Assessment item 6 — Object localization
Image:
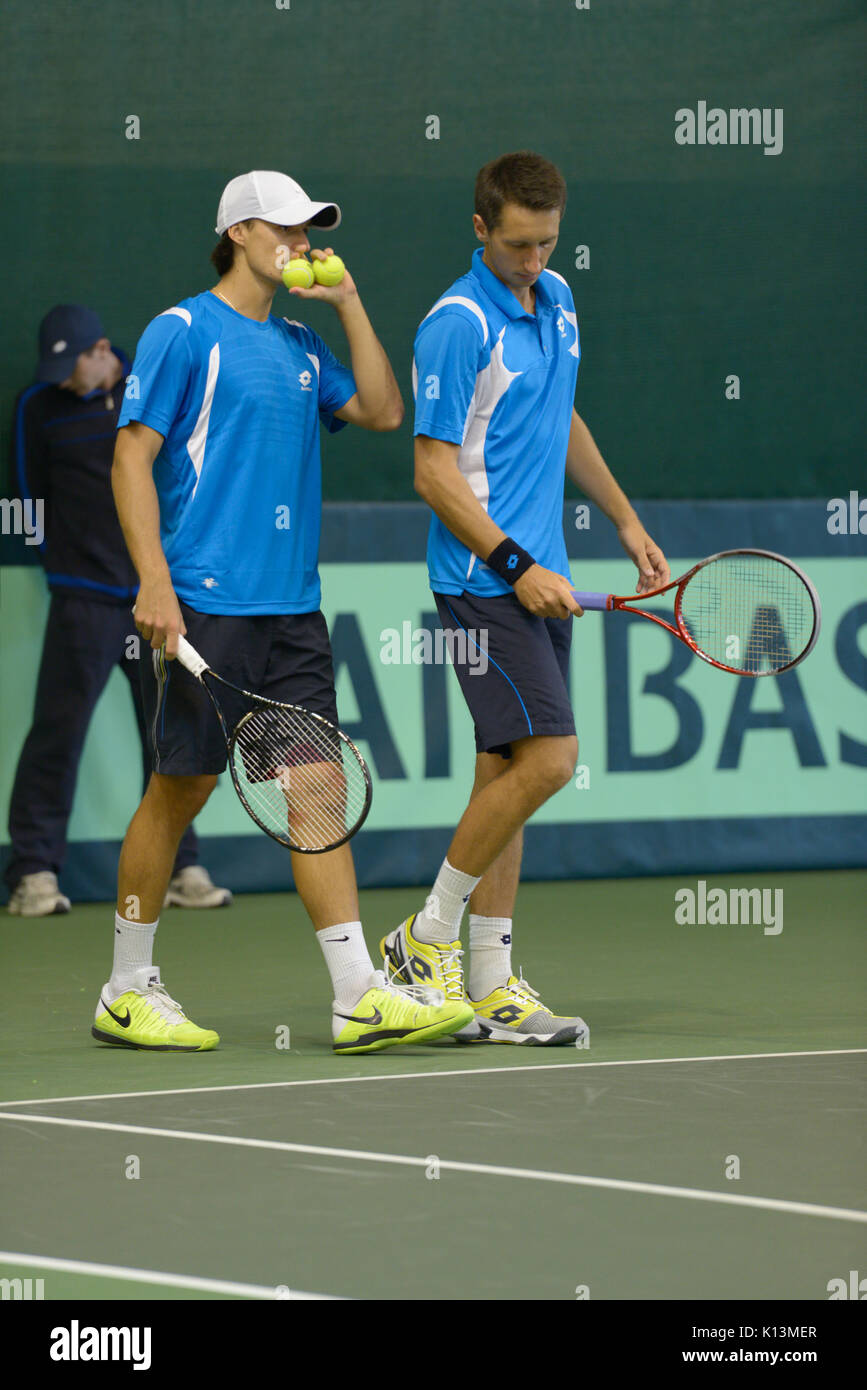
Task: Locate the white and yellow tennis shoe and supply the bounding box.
[92,966,219,1051]
[332,969,473,1054]
[380,913,483,1041]
[465,974,589,1047]
[380,913,466,997]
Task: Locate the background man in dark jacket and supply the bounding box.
[5,305,231,916]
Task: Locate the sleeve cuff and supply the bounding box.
[413,422,465,445]
[118,406,172,436]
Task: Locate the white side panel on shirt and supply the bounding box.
[460,327,522,579]
[187,341,221,498]
[420,295,490,345]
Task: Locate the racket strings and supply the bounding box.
[230,704,367,851]
[678,555,815,673]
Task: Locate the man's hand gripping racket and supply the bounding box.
[572,549,821,676]
[174,635,372,852]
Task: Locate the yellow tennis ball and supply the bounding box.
[312,255,345,286]
[282,258,315,289]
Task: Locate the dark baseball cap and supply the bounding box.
[36,305,106,383]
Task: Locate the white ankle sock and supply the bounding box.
[412,858,482,945]
[318,921,374,1007]
[111,913,158,994]
[468,915,513,1000]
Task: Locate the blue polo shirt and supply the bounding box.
[119,292,356,614]
[413,247,581,597]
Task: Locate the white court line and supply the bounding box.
[0,1251,338,1300]
[1,1047,864,1110]
[1,1111,865,1226]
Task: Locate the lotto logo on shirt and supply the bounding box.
[299,370,312,392]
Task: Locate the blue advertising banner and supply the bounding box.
[1,501,864,899]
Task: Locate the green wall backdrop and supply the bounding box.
[2,3,864,900]
[3,0,865,500]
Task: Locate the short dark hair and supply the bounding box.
[210,221,254,276]
[474,151,567,233]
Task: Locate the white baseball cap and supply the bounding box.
[215,170,341,235]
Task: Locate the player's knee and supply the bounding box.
[149,773,216,824]
[520,736,577,798]
[545,737,578,793]
[176,774,217,819]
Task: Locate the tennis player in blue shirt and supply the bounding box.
[381,151,670,1044]
[95,171,471,1054]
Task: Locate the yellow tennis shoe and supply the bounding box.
[332,969,473,1054]
[380,914,483,1042]
[92,966,219,1051]
[380,913,467,1001]
[466,974,589,1047]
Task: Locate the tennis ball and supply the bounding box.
[282,258,315,289]
[312,255,345,286]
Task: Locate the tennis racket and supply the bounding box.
[174,635,372,852]
[572,548,821,676]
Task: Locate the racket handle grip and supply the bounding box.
[174,634,210,679]
[571,590,611,611]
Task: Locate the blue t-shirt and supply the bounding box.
[413,248,581,597]
[118,292,356,614]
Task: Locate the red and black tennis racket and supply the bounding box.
[572,548,821,676]
[174,635,372,852]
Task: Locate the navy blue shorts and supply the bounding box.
[433,590,576,758]
[141,603,339,776]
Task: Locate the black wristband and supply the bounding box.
[486,537,536,585]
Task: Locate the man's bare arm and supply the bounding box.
[414,435,581,619]
[331,293,404,431]
[565,410,669,593]
[111,421,185,654]
[288,254,403,432]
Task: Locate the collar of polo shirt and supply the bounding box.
[469,247,554,318]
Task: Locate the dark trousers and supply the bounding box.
[5,591,198,891]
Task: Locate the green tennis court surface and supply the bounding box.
[2,870,865,1300]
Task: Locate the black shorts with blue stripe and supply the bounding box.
[433,590,576,758]
[141,601,339,776]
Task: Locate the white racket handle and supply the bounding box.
[174,634,210,680]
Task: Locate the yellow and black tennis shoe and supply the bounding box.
[464,974,589,1047]
[332,969,473,1054]
[380,913,468,999]
[92,966,219,1051]
[381,913,483,1042]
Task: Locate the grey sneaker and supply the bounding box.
[163,865,233,909]
[8,871,71,918]
[458,973,589,1047]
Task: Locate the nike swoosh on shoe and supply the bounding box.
[101,999,132,1028]
[332,1005,384,1026]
